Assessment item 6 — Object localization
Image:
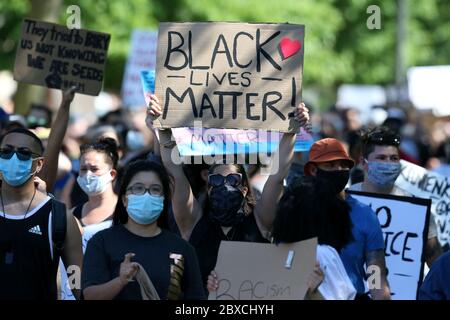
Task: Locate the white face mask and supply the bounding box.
[77,171,113,195]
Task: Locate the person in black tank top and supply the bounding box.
[0,128,83,300]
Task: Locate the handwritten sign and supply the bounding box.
[348,190,431,300]
[140,68,313,156]
[122,30,158,107]
[154,22,305,132]
[396,160,450,247]
[13,18,110,96]
[208,238,316,300]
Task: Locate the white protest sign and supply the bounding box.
[121,30,158,107]
[336,84,387,124]
[209,238,317,300]
[396,160,450,247]
[408,66,450,117]
[348,190,431,300]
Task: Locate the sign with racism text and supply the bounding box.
[396,160,450,248]
[14,18,110,96]
[209,238,317,300]
[347,190,431,300]
[154,22,305,132]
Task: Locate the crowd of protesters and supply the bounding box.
[0,82,449,300]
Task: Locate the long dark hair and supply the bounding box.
[272,176,353,252]
[112,160,172,229]
[205,163,256,216]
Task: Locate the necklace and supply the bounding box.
[0,187,37,220]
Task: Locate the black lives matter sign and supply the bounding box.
[14,18,110,96]
[154,22,305,132]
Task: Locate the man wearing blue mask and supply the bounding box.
[0,128,83,300]
[349,126,442,267]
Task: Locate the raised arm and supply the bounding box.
[146,95,202,240]
[38,86,76,192]
[254,103,309,238]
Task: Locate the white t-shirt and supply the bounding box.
[60,220,113,300]
[316,245,356,300]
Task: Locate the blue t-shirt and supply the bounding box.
[419,251,450,300]
[340,195,385,294]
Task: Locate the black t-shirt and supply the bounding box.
[188,213,269,289]
[0,197,60,300]
[82,225,205,300]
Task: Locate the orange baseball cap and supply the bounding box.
[304,138,354,176]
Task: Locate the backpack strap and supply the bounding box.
[51,197,67,259]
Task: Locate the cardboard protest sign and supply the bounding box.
[13,18,110,96]
[140,68,313,156]
[347,190,431,300]
[122,30,158,107]
[208,238,317,300]
[154,22,305,132]
[396,160,450,248]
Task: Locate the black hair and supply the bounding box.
[361,126,401,159]
[112,160,172,229]
[80,137,119,169]
[28,104,53,121]
[0,127,44,155]
[182,163,210,198]
[272,176,353,252]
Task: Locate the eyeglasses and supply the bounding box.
[126,183,163,196]
[0,147,42,161]
[208,173,243,187]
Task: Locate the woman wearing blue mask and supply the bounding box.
[81,160,205,300]
[60,137,119,300]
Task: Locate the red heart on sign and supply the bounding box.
[279,37,302,60]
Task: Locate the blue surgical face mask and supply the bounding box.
[77,171,113,195]
[0,153,36,187]
[126,194,164,225]
[366,160,402,188]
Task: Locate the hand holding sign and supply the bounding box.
[61,85,78,107]
[290,102,310,131]
[145,94,163,129]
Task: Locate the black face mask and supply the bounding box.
[316,168,350,194]
[209,184,245,227]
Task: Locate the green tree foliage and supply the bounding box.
[1,0,449,102]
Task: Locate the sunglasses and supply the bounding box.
[208,173,243,187]
[0,147,41,161]
[367,132,401,146]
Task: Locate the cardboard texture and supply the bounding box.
[208,238,317,300]
[14,18,110,96]
[155,22,305,132]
